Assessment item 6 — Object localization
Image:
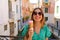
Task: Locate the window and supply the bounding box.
[45,8,48,13]
[56,21,58,28]
[9,22,14,35]
[4,25,7,31]
[45,3,48,5]
[16,5,18,13]
[55,0,59,2]
[45,0,48,3]
[56,6,59,13]
[45,17,48,21]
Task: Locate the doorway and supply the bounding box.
[9,22,14,36]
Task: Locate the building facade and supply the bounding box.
[54,0,60,38]
[0,0,21,37]
[42,0,55,24]
[22,0,30,17]
[0,0,10,36]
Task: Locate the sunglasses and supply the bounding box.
[33,12,42,15]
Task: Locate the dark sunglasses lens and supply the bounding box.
[38,12,42,15]
[33,12,37,15]
[33,12,42,15]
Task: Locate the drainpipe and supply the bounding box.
[19,0,23,31]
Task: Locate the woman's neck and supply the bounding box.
[34,22,41,34]
[34,22,41,27]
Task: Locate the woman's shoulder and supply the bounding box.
[43,24,48,27]
[21,24,29,37]
[24,23,29,27]
[20,23,29,31]
[43,24,49,29]
[23,23,29,29]
[43,24,51,38]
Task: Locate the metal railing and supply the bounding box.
[0,35,23,40]
[47,24,60,39]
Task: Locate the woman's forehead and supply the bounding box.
[35,9,41,12]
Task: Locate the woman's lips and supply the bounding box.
[35,17,40,19]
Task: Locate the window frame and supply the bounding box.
[44,8,48,13]
[45,17,48,21]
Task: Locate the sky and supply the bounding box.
[29,0,38,3]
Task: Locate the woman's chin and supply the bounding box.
[34,20,40,22]
[34,19,41,21]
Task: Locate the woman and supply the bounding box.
[21,8,51,40]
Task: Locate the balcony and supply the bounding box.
[0,30,60,40]
[47,23,60,39]
[42,2,51,7]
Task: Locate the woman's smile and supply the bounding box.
[35,16,40,19]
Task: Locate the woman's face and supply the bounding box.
[33,9,42,22]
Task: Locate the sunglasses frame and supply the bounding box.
[33,12,42,16]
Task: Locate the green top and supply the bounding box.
[21,24,51,40]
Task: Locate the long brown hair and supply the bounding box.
[24,8,45,40]
[31,8,45,28]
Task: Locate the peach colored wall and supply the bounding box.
[42,0,55,14]
[49,0,55,14]
[22,0,30,17]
